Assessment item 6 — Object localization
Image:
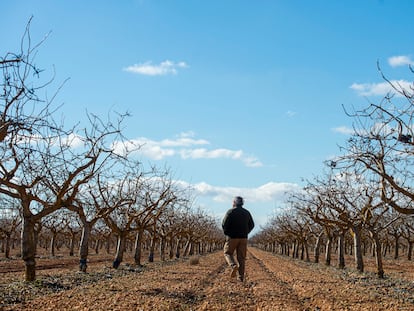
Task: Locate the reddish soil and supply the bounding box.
[1,248,414,310]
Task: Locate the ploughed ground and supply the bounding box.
[1,247,414,310]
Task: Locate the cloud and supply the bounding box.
[286,110,297,117]
[179,148,262,167]
[242,156,263,168]
[388,55,414,67]
[350,80,413,97]
[332,126,354,135]
[63,133,84,148]
[112,132,262,167]
[180,148,241,160]
[123,60,188,76]
[189,181,300,203]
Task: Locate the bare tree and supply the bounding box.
[336,63,414,216]
[296,171,370,271]
[0,19,129,280]
[65,158,139,272]
[63,212,81,256]
[132,169,180,265]
[400,215,414,260]
[0,196,21,258]
[42,210,72,257]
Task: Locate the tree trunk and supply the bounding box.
[69,232,76,256]
[148,223,157,263]
[352,225,364,273]
[394,236,400,259]
[338,232,345,269]
[408,241,413,261]
[188,241,194,256]
[325,236,332,266]
[148,234,156,262]
[160,236,166,261]
[95,239,100,254]
[168,235,175,259]
[175,238,181,259]
[183,239,191,257]
[292,241,298,258]
[106,236,111,254]
[313,234,322,264]
[50,233,56,257]
[113,233,126,269]
[4,233,11,259]
[304,240,310,262]
[372,233,384,278]
[79,222,92,272]
[134,229,144,266]
[383,242,389,257]
[21,216,37,281]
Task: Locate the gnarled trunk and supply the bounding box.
[394,235,400,259]
[175,237,181,259]
[338,232,346,269]
[408,241,413,261]
[352,225,364,273]
[168,234,176,259]
[79,222,92,272]
[50,232,56,256]
[313,233,323,264]
[113,232,127,268]
[325,235,332,266]
[148,228,156,262]
[21,216,37,281]
[134,229,144,266]
[159,235,166,261]
[69,232,76,256]
[369,230,384,278]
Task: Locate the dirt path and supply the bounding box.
[2,248,414,310]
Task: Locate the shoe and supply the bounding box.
[230,264,238,278]
[238,276,244,282]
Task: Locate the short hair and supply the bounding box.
[233,196,244,206]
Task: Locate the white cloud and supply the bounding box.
[286,110,297,117]
[180,148,262,167]
[175,180,301,232]
[113,137,176,160]
[123,60,188,76]
[242,156,263,168]
[180,148,242,160]
[160,137,209,147]
[190,181,300,203]
[112,133,262,167]
[388,55,414,67]
[350,80,413,97]
[63,133,84,148]
[332,126,354,135]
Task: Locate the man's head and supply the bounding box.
[233,196,244,207]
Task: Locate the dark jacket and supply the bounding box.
[222,206,254,239]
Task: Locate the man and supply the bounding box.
[222,196,254,282]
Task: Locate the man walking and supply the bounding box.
[222,196,254,282]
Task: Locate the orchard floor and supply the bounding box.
[1,248,414,310]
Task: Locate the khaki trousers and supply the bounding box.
[223,238,248,280]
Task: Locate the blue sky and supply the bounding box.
[3,0,414,233]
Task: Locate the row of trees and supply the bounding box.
[252,63,414,279]
[252,188,414,279]
[0,19,223,281]
[0,199,223,267]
